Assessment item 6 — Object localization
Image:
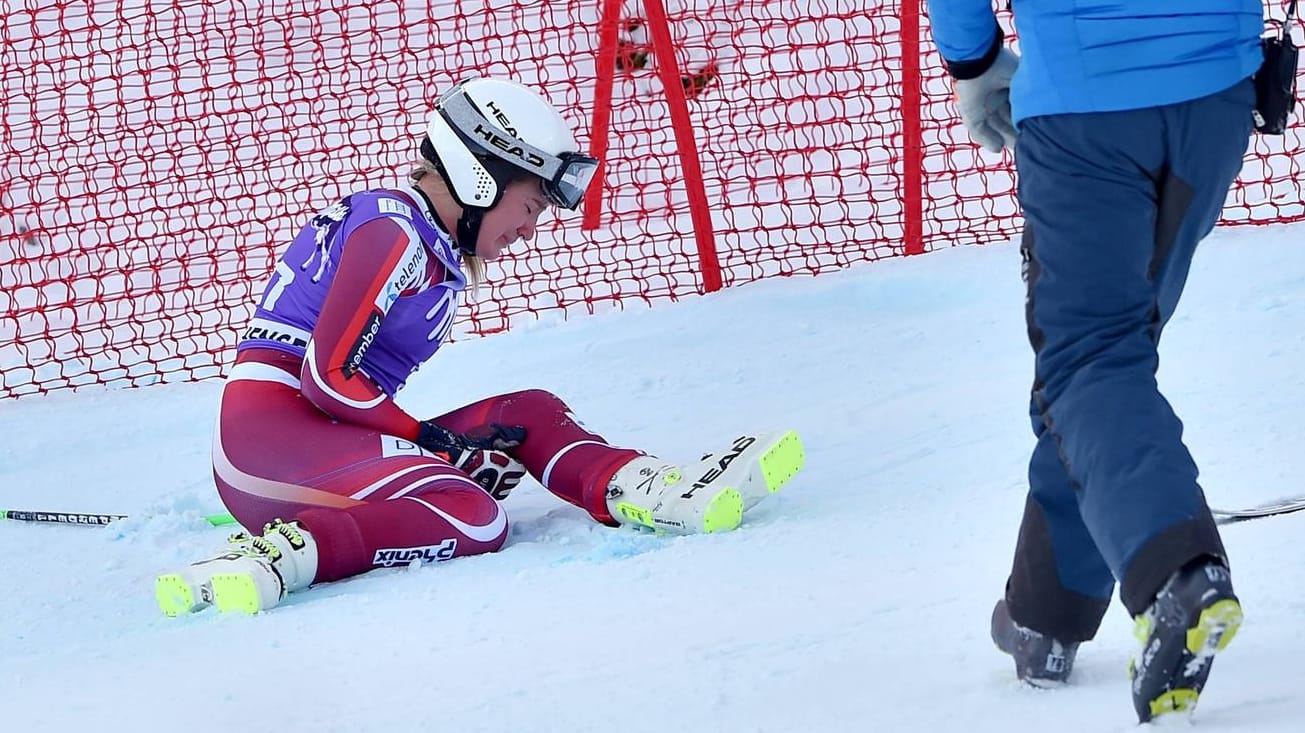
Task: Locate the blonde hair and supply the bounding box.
[407,159,483,287]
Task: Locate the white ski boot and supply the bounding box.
[605,430,805,534]
[155,519,318,616]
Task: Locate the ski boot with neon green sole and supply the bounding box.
[605,430,805,534]
[1129,559,1242,723]
[155,519,318,617]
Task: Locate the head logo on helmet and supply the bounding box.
[421,77,600,255]
[483,100,518,136]
[469,123,548,170]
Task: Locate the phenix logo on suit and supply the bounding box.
[372,539,458,567]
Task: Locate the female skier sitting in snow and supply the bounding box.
[155,77,804,616]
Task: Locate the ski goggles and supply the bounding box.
[438,93,599,210]
[540,151,600,210]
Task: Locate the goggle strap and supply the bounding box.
[440,93,565,181]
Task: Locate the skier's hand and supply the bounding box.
[454,448,527,501]
[415,422,526,462]
[464,423,527,452]
[953,46,1019,154]
[415,422,528,500]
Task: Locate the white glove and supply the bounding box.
[456,448,527,501]
[953,47,1019,154]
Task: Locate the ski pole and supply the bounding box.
[1211,496,1305,524]
[1,509,237,527]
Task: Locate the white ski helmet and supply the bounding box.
[421,77,599,254]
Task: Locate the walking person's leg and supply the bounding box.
[1001,79,1254,719]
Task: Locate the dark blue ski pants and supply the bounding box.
[1005,79,1255,640]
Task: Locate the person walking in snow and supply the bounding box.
[155,77,804,617]
[924,0,1262,723]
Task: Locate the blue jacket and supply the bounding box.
[927,0,1264,123]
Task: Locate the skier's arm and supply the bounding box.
[926,0,1003,78]
[299,217,427,440]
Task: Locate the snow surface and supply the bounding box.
[2,224,1303,732]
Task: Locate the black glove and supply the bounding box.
[416,422,528,500]
[415,421,527,463]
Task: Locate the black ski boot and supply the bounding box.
[1129,559,1242,722]
[991,598,1079,687]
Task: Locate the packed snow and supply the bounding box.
[2,223,1303,731]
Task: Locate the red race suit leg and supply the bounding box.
[215,354,640,584]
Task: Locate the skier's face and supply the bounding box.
[476,178,548,261]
